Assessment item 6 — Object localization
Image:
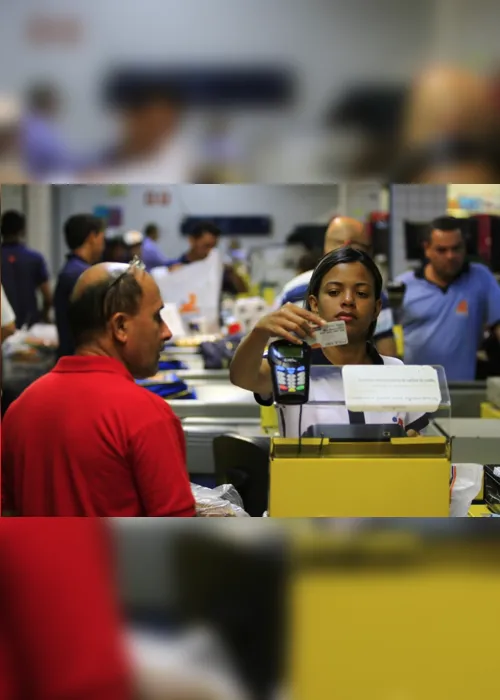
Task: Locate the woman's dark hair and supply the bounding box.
[305,247,383,340]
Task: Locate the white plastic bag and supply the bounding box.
[449,464,483,517]
[191,483,250,517]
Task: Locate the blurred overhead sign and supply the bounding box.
[144,190,171,206]
[26,15,83,46]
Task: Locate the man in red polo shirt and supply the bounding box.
[1,260,196,517]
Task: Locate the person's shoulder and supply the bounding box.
[395,269,416,283]
[469,262,496,280]
[26,247,46,263]
[116,380,179,422]
[282,269,313,294]
[280,270,313,305]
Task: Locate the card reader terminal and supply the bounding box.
[267,339,312,405]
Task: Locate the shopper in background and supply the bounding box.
[176,221,248,295]
[397,216,500,381]
[122,229,144,261]
[141,222,176,271]
[1,210,52,328]
[276,216,397,357]
[54,214,105,357]
[1,284,16,343]
[2,260,195,518]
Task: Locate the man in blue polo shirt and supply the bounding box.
[54,214,105,357]
[397,215,500,381]
[1,211,52,328]
[276,216,398,357]
[141,222,175,271]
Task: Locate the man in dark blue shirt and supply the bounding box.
[54,214,105,357]
[1,211,52,328]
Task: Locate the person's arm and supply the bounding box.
[229,303,325,395]
[1,321,16,343]
[223,265,248,295]
[484,270,500,341]
[1,284,16,342]
[375,335,398,357]
[373,297,397,357]
[39,281,53,322]
[35,255,52,322]
[131,409,196,517]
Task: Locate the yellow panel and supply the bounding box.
[480,402,500,418]
[469,504,492,517]
[260,405,278,433]
[289,564,497,699]
[269,455,450,517]
[393,324,404,357]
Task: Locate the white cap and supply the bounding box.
[122,229,143,247]
[0,96,21,127]
[105,227,122,242]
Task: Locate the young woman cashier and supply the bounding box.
[230,247,429,437]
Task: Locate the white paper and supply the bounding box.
[160,303,186,339]
[152,250,223,330]
[342,364,442,412]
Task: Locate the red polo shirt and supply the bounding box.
[0,519,134,700]
[2,356,196,517]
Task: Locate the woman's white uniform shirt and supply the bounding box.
[255,344,429,438]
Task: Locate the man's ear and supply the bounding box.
[308,295,318,313]
[109,313,129,343]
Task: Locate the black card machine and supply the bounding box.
[267,339,312,405]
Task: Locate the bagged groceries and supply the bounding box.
[191,483,250,517]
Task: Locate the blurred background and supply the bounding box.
[3,181,500,292]
[1,518,499,700]
[3,181,500,440]
[1,0,500,182]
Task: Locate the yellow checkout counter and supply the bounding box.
[170,522,500,699]
[262,366,500,518]
[158,344,500,518]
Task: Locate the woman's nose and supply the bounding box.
[341,291,355,305]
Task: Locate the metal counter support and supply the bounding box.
[432,418,500,464]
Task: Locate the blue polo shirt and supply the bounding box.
[397,263,500,381]
[54,254,90,357]
[141,236,175,271]
[277,269,395,341]
[1,242,49,328]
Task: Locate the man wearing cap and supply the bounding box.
[276,216,397,356]
[2,261,195,517]
[54,214,105,358]
[104,229,143,264]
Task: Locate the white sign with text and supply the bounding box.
[342,364,442,413]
